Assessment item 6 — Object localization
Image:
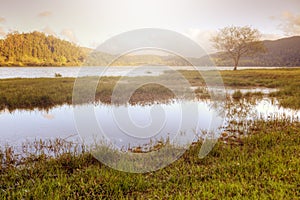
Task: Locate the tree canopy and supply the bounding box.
[0,31,87,66]
[211,26,265,70]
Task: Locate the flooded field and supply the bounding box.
[1,95,299,151]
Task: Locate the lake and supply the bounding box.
[0,66,296,79]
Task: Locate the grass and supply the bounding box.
[0,119,299,199]
[180,68,300,108]
[218,68,300,109]
[0,78,75,110]
[231,90,263,100]
[0,68,299,110]
[232,90,243,100]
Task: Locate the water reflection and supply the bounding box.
[0,98,299,148]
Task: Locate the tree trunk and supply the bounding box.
[233,56,239,70]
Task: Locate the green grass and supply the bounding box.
[175,68,300,109]
[0,78,75,110]
[0,68,300,110]
[219,68,300,109]
[1,119,299,199]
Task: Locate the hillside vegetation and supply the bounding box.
[0,32,88,66]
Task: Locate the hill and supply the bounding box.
[86,36,300,67]
[84,52,191,66]
[0,31,88,66]
[201,36,300,67]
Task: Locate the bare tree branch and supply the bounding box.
[211,26,265,70]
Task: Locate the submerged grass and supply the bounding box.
[0,119,299,199]
[220,68,300,109]
[0,68,299,110]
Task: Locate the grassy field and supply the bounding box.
[0,68,299,110]
[0,119,299,199]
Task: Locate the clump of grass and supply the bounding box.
[232,90,243,100]
[231,91,263,101]
[194,87,210,99]
[244,91,263,98]
[54,73,62,78]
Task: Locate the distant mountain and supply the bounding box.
[84,52,191,66]
[199,36,300,67]
[254,36,300,66]
[0,31,88,66]
[85,36,300,67]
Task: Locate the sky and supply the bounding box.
[0,0,299,53]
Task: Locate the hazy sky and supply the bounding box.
[0,0,299,52]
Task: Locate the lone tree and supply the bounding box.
[211,26,265,70]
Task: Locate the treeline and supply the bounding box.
[0,31,88,66]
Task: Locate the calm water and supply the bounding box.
[0,101,216,147]
[0,97,299,148]
[0,66,295,79]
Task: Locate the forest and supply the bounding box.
[0,31,88,66]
